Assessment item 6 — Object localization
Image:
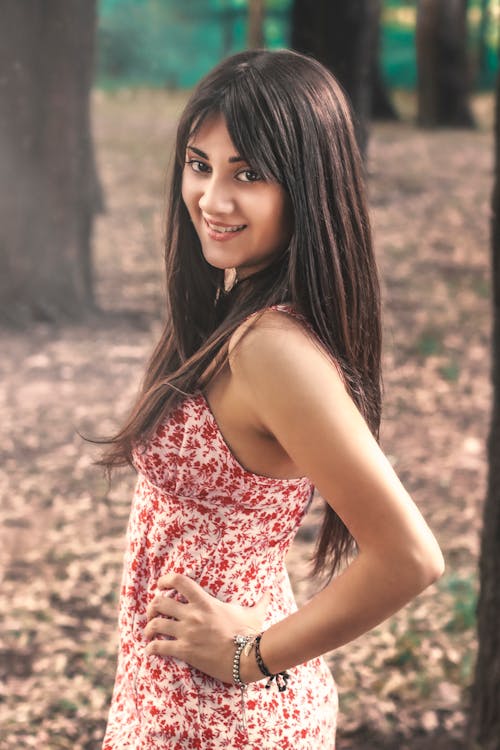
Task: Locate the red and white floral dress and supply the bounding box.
[102,309,338,750]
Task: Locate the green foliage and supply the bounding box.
[97,0,499,90]
[439,359,460,382]
[417,329,443,357]
[382,0,499,90]
[386,631,422,668]
[97,0,291,89]
[52,698,78,715]
[458,649,475,682]
[440,574,477,633]
[472,277,490,299]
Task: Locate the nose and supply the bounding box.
[198,175,235,216]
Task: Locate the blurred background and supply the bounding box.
[0,1,498,748]
[95,0,499,89]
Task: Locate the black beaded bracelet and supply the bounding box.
[254,633,290,692]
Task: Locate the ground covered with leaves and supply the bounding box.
[0,90,492,749]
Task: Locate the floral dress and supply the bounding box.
[102,309,338,750]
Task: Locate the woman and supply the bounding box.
[101,49,444,749]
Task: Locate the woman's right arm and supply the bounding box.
[229,310,444,682]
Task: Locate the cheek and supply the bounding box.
[251,191,286,234]
[268,186,291,234]
[268,196,293,245]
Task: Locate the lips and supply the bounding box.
[203,217,247,241]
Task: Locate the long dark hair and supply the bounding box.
[99,49,382,581]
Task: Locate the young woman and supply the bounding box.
[101,49,444,749]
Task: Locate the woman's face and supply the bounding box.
[181,114,292,280]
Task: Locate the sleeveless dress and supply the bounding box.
[102,307,338,750]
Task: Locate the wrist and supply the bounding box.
[238,637,264,684]
[238,631,291,692]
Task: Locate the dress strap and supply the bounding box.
[266,303,315,332]
[267,303,303,319]
[239,303,314,336]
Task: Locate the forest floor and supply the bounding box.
[0,90,493,749]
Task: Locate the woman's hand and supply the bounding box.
[144,572,270,684]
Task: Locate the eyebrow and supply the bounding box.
[186,145,245,164]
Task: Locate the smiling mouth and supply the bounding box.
[204,218,247,235]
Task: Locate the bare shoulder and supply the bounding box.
[228,308,346,406]
[229,307,324,357]
[229,307,294,339]
[229,307,317,366]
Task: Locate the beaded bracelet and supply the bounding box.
[232,630,291,732]
[232,634,253,731]
[254,633,290,692]
[232,634,251,690]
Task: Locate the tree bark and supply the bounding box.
[0,0,102,324]
[371,17,399,121]
[416,0,475,128]
[476,0,490,83]
[248,0,265,49]
[467,62,500,750]
[291,0,383,158]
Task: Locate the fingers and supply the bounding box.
[157,572,208,603]
[145,637,178,658]
[146,593,185,621]
[144,614,180,641]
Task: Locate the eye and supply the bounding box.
[236,169,261,183]
[185,159,211,174]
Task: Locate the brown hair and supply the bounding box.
[98,49,382,581]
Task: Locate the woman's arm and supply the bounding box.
[229,310,444,682]
[145,310,444,684]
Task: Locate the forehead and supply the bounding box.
[187,113,238,155]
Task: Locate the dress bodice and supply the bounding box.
[129,392,314,606]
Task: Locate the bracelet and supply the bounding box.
[254,633,290,692]
[232,634,251,690]
[232,634,253,731]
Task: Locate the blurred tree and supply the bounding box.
[467,44,500,750]
[371,14,399,122]
[0,0,102,324]
[248,0,265,48]
[416,0,475,127]
[290,0,390,157]
[476,0,490,82]
[220,1,236,56]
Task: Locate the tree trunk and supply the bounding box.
[416,0,475,128]
[0,0,102,325]
[248,0,265,49]
[467,63,500,750]
[371,18,399,121]
[475,0,490,85]
[291,0,383,158]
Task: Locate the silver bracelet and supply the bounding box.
[232,634,252,689]
[232,634,254,730]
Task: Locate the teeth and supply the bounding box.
[208,222,245,233]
